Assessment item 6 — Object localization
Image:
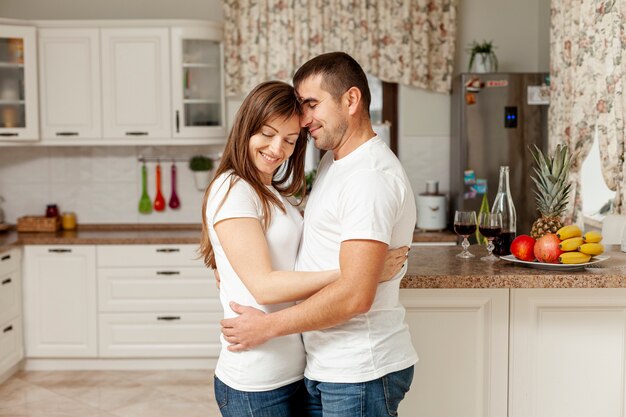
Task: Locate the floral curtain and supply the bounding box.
[223,0,456,95]
[550,0,625,223]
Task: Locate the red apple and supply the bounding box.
[511,235,536,261]
[534,233,563,263]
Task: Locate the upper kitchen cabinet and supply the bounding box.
[0,25,38,141]
[38,28,101,139]
[101,28,171,139]
[170,25,225,139]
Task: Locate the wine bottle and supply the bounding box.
[491,166,517,255]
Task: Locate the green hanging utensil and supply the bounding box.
[138,163,152,214]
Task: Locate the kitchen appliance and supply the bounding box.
[417,180,447,231]
[450,73,550,236]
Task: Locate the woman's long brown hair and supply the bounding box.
[199,81,308,269]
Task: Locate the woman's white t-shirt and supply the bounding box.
[206,172,305,392]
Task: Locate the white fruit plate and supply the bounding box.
[499,254,610,271]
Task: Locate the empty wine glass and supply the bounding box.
[454,211,477,258]
[478,212,502,261]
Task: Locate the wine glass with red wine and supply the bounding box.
[478,212,502,261]
[454,211,477,258]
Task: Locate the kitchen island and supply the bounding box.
[399,245,626,417]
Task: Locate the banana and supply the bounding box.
[578,243,604,256]
[556,225,582,240]
[583,231,603,243]
[559,237,584,251]
[559,252,591,264]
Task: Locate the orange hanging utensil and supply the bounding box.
[153,161,166,212]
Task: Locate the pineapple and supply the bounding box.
[529,144,572,239]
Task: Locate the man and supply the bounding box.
[221,52,417,416]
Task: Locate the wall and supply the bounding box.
[0,145,223,224]
[0,0,550,223]
[0,0,223,20]
[399,0,550,199]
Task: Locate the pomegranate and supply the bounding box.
[511,235,536,261]
[533,233,563,263]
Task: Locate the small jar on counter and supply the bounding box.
[45,204,59,218]
[61,212,77,230]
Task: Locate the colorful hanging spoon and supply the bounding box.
[153,161,166,212]
[169,161,180,209]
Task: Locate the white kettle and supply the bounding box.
[416,181,447,231]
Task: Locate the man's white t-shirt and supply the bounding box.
[207,172,306,391]
[297,136,418,383]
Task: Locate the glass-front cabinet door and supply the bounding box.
[0,25,38,141]
[171,25,225,140]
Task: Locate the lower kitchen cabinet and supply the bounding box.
[22,245,97,357]
[0,248,23,379]
[99,312,222,357]
[399,289,509,417]
[96,244,219,358]
[509,288,626,417]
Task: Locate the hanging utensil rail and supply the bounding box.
[138,154,222,163]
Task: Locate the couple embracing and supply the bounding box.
[200,52,417,417]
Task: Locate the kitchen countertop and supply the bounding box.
[6,226,623,289]
[0,224,457,253]
[402,245,626,289]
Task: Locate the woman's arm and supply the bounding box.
[215,217,339,305]
[215,217,408,305]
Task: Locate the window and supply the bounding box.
[581,129,616,222]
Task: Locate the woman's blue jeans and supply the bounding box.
[214,376,306,417]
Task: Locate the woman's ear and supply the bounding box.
[344,87,362,116]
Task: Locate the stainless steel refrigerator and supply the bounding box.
[450,72,550,236]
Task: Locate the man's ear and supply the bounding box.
[344,87,362,116]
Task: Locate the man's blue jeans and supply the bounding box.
[214,376,306,417]
[303,366,415,417]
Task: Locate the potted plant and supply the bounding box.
[189,155,214,191]
[467,40,498,73]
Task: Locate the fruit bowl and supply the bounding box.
[500,254,610,271]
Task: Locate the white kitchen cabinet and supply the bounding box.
[0,25,38,141]
[170,25,225,139]
[509,288,626,417]
[22,245,97,357]
[0,248,23,379]
[101,28,171,139]
[399,289,509,417]
[38,28,101,139]
[96,244,219,358]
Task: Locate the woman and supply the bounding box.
[200,81,406,417]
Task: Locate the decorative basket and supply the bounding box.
[16,216,61,232]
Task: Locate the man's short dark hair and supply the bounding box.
[293,52,371,117]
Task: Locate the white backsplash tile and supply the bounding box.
[0,145,222,224]
[0,139,446,225]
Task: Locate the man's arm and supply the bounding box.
[221,239,387,351]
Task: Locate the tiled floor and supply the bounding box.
[0,370,221,417]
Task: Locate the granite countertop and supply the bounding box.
[402,245,626,289]
[0,224,202,253]
[0,224,456,253]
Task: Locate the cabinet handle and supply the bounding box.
[157,316,181,321]
[0,133,18,137]
[1,254,10,261]
[48,248,72,253]
[1,278,11,285]
[156,248,180,253]
[156,271,180,276]
[56,131,79,136]
[3,325,12,333]
[176,110,180,133]
[126,131,149,136]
